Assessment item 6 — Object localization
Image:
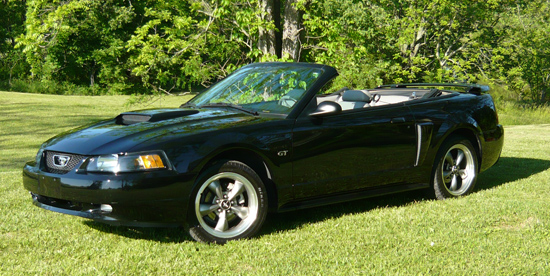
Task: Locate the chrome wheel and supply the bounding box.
[432,137,478,200]
[194,172,259,239]
[441,144,475,195]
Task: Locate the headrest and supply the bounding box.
[342,90,371,103]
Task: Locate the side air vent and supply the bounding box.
[116,110,199,125]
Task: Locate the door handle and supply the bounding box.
[391,117,406,123]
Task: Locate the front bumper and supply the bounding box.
[23,161,195,227]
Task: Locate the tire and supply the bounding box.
[188,160,268,244]
[432,136,478,200]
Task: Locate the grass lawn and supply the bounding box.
[1,91,549,274]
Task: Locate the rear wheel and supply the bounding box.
[189,161,267,244]
[432,137,478,199]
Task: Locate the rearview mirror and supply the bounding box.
[310,101,342,117]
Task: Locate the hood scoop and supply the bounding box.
[116,109,199,125]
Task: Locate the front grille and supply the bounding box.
[45,151,86,174]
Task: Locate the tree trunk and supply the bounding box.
[90,68,95,87]
[258,0,278,57]
[281,0,302,61]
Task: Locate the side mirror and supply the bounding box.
[310,101,342,117]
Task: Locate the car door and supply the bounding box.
[290,104,417,199]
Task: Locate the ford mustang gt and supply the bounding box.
[23,62,504,243]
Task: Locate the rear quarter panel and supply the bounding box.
[406,93,503,180]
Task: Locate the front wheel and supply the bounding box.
[188,161,267,244]
[432,137,478,200]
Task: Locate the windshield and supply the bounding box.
[187,64,323,115]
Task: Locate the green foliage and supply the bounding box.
[491,1,550,102]
[497,101,550,125]
[5,79,106,95]
[126,0,249,94]
[301,0,522,88]
[18,0,145,93]
[0,0,548,102]
[300,0,393,88]
[0,0,29,83]
[386,0,513,82]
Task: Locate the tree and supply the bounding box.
[491,1,550,101]
[19,0,142,93]
[0,0,28,84]
[281,0,301,60]
[300,0,524,88]
[300,0,396,88]
[127,0,275,94]
[8,0,549,103]
[374,0,517,83]
[258,0,280,57]
[255,0,305,61]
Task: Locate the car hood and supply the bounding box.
[42,108,265,155]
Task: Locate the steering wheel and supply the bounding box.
[372,93,381,103]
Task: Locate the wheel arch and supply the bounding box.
[430,129,480,199]
[195,148,279,212]
[438,127,482,170]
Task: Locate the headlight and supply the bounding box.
[86,151,169,173]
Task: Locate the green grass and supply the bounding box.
[1,91,550,274]
[496,100,550,125]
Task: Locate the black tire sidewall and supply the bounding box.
[188,160,268,244]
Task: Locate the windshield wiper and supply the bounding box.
[200,103,259,116]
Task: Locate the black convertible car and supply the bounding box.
[23,62,504,243]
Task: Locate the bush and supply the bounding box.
[3,79,104,95]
